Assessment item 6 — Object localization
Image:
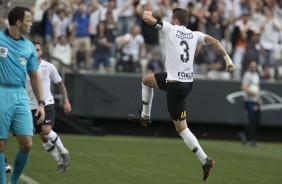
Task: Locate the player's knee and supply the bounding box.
[41,125,52,136]
[142,74,153,87]
[0,139,6,153]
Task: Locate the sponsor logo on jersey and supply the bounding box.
[0,47,8,57]
[20,57,27,66]
[178,71,194,80]
[176,30,193,40]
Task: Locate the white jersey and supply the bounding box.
[242,71,260,102]
[160,21,206,82]
[26,60,62,110]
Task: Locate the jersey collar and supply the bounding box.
[5,29,24,40]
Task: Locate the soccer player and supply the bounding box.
[128,8,235,181]
[0,6,45,184]
[238,61,262,147]
[26,41,71,172]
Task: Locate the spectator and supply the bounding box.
[241,28,261,76]
[92,23,112,73]
[231,11,255,80]
[117,24,146,73]
[52,8,73,43]
[50,35,72,68]
[88,0,106,45]
[76,40,88,69]
[29,0,48,41]
[116,0,135,35]
[259,7,281,69]
[72,3,91,66]
[146,48,164,74]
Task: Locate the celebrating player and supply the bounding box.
[128,8,235,181]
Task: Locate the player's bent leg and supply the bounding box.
[40,126,64,172]
[9,136,32,184]
[128,74,158,127]
[142,73,159,88]
[45,129,70,171]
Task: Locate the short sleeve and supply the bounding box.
[50,63,62,83]
[160,21,174,35]
[26,45,38,71]
[194,31,206,45]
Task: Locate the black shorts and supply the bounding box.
[154,72,193,121]
[32,104,55,134]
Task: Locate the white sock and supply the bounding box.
[47,130,68,154]
[141,83,154,118]
[179,128,207,165]
[42,141,63,165]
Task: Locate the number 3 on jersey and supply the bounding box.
[180,40,189,63]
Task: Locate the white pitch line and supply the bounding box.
[20,173,40,184]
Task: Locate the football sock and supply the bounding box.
[9,150,30,184]
[180,128,207,165]
[0,153,5,184]
[47,130,67,154]
[42,141,63,165]
[141,83,154,118]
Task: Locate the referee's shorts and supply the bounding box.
[0,85,33,139]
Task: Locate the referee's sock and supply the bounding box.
[9,150,30,184]
[180,128,207,165]
[0,153,5,184]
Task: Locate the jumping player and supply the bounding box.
[128,8,235,181]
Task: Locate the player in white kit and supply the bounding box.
[26,41,71,172]
[128,8,235,181]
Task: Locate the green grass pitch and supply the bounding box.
[5,134,282,184]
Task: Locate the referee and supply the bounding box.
[0,6,45,184]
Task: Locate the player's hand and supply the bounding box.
[63,101,72,114]
[226,64,235,72]
[35,104,45,125]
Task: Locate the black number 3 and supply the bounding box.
[180,40,189,63]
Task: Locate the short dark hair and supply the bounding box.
[8,6,30,26]
[172,8,188,27]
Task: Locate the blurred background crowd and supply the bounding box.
[1,0,282,81]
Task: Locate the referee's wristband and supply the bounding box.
[38,100,45,106]
[223,55,233,65]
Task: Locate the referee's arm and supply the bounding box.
[28,70,45,124]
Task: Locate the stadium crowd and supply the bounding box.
[2,0,282,80]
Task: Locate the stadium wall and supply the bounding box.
[65,73,282,127]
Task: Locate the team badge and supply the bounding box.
[0,47,8,57]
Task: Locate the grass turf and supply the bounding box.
[5,134,282,184]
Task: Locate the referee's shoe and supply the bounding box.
[5,163,12,173]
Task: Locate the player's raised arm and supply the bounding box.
[142,10,157,27]
[204,35,235,72]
